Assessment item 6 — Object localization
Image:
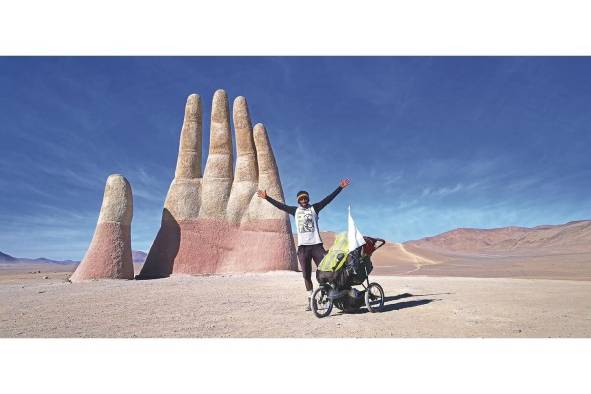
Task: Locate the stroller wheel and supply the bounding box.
[311,286,333,318]
[365,283,384,313]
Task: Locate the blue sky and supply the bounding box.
[1,57,590,260]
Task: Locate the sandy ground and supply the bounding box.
[1,270,590,338]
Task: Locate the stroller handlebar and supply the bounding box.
[373,238,385,250]
[363,236,386,253]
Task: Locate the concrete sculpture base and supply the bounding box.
[139,218,295,278]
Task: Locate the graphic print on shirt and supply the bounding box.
[297,209,315,233]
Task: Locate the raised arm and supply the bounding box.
[257,189,297,216]
[312,178,351,213]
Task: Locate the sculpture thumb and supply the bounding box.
[70,174,134,282]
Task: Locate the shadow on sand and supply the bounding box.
[380,298,440,312]
[335,292,451,315]
[383,292,453,303]
[136,209,180,280]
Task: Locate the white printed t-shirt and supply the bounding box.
[295,206,322,246]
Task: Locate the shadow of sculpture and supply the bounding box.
[136,209,180,279]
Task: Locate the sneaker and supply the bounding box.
[306,298,312,311]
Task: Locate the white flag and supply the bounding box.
[348,205,366,251]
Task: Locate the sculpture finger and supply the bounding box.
[174,94,202,179]
[140,95,203,279]
[241,123,286,223]
[254,123,284,202]
[226,96,258,223]
[163,94,203,222]
[199,89,234,219]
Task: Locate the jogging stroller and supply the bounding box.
[312,232,385,318]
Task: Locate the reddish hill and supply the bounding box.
[306,221,591,280]
[406,220,591,256]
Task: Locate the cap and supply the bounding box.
[296,191,309,200]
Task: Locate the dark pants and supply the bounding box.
[297,243,327,291]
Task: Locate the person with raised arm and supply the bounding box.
[257,178,351,310]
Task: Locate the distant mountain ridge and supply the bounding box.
[296,219,591,254]
[0,250,79,265]
[0,251,17,262]
[305,219,591,281]
[406,219,591,255]
[132,250,147,263]
[0,251,148,265]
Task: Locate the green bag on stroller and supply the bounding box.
[318,232,348,272]
[316,231,384,289]
[316,232,349,284]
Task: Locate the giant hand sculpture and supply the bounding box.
[138,90,298,278]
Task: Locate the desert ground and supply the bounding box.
[1,267,590,338]
[2,221,590,337]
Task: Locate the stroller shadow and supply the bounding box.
[380,298,441,312]
[384,292,414,302]
[383,292,453,303]
[336,292,449,315]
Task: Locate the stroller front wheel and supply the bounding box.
[311,286,333,318]
[365,282,384,313]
